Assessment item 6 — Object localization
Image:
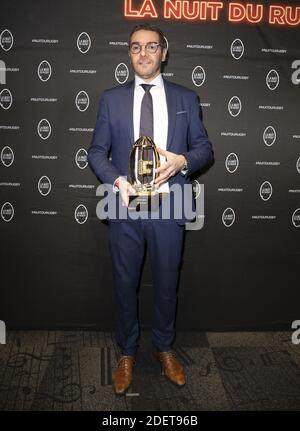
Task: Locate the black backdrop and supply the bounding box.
[0,0,299,330]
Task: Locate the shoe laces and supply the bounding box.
[118,355,135,371]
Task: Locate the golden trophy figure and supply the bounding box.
[128,136,161,211]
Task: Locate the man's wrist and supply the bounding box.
[116,176,127,187]
[179,155,188,171]
[182,156,188,170]
[179,154,188,176]
[113,176,126,192]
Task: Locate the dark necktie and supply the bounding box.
[139,84,154,138]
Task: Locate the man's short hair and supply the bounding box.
[128,23,167,49]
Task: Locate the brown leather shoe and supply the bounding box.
[112,355,135,395]
[155,351,186,387]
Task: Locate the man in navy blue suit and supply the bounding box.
[88,23,213,395]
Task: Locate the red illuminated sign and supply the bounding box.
[123,0,300,26]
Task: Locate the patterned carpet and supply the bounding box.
[0,331,299,411]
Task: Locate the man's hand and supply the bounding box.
[154,147,186,188]
[116,177,136,207]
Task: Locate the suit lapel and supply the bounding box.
[164,79,177,151]
[122,80,135,146]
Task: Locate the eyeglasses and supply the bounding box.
[129,42,163,54]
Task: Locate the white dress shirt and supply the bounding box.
[133,73,169,193]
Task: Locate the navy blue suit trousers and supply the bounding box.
[108,218,185,356]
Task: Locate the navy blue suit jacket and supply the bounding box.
[87,78,213,224]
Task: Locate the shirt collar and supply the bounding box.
[134,73,164,89]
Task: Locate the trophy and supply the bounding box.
[128,136,161,210]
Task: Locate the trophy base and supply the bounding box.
[128,193,161,212]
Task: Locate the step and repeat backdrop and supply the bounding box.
[0,0,299,330]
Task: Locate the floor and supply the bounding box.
[0,330,299,411]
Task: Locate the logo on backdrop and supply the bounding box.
[0,88,13,110]
[192,65,206,87]
[75,148,88,169]
[115,63,129,84]
[263,126,276,147]
[292,209,300,228]
[228,96,241,117]
[259,181,272,201]
[1,202,14,222]
[266,69,279,90]
[74,204,88,224]
[38,60,52,82]
[0,29,13,51]
[164,36,169,51]
[225,152,239,173]
[75,91,89,112]
[222,207,235,227]
[77,32,91,54]
[38,176,52,196]
[37,119,51,140]
[1,146,14,167]
[230,38,244,60]
[296,157,300,174]
[192,180,201,199]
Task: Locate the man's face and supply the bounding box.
[129,30,167,82]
